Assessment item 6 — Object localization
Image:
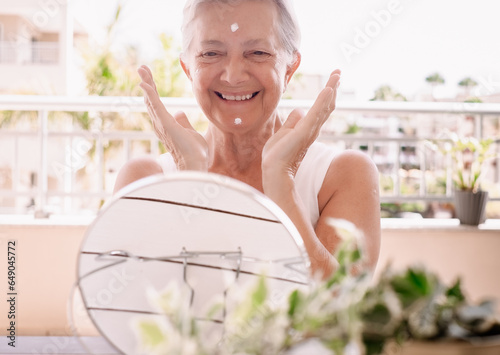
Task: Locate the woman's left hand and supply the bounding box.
[262,69,341,186]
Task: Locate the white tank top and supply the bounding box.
[157,142,338,227]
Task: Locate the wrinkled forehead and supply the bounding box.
[191,1,281,46]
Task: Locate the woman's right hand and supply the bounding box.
[138,65,209,171]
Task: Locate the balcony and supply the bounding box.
[0,41,59,65]
[0,95,499,340]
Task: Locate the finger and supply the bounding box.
[325,69,341,90]
[139,81,176,130]
[173,111,195,131]
[143,65,159,92]
[137,66,151,83]
[307,70,341,125]
[138,65,158,92]
[324,70,341,109]
[139,81,156,108]
[309,86,336,124]
[282,108,305,129]
[138,79,153,106]
[138,71,161,114]
[141,64,154,78]
[140,64,152,76]
[295,86,335,142]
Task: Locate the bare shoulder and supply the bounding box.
[113,155,163,194]
[319,150,379,202]
[330,149,378,178]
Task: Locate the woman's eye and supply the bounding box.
[202,52,218,57]
[247,51,272,61]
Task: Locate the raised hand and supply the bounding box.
[262,70,341,181]
[138,65,209,171]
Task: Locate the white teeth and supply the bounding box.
[221,93,254,101]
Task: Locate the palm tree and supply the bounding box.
[72,1,189,204]
[458,77,478,98]
[425,72,445,100]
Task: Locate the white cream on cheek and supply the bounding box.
[231,23,239,32]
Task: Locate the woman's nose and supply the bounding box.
[220,56,250,85]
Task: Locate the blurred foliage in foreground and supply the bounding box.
[135,219,500,355]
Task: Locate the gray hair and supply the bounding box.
[181,0,301,64]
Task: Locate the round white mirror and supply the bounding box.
[76,172,309,354]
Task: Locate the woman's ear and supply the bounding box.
[180,54,192,81]
[284,51,301,88]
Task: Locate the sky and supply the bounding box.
[72,0,500,101]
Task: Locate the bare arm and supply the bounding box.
[315,150,381,270]
[262,70,342,278]
[262,69,380,278]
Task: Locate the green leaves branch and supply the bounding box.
[136,220,500,355]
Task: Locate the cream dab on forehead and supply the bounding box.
[231,23,239,32]
[234,118,242,125]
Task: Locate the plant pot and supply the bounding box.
[453,189,488,226]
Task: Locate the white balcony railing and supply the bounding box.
[0,95,499,217]
[0,41,59,64]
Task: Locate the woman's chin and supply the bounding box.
[209,114,252,129]
[206,110,277,133]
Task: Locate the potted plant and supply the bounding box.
[430,134,494,225]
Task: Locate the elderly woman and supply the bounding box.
[114,0,380,278]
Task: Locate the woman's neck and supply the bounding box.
[204,114,282,189]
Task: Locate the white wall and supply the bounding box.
[0,220,499,336]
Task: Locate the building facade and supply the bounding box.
[0,0,86,95]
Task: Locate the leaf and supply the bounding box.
[363,303,392,325]
[326,265,347,288]
[251,276,268,308]
[390,268,435,308]
[352,249,362,263]
[445,278,465,304]
[137,321,165,348]
[288,289,302,317]
[408,270,432,294]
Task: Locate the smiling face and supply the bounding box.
[181,0,300,133]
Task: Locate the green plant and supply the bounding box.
[344,123,361,134]
[134,219,500,355]
[428,133,495,193]
[370,84,406,102]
